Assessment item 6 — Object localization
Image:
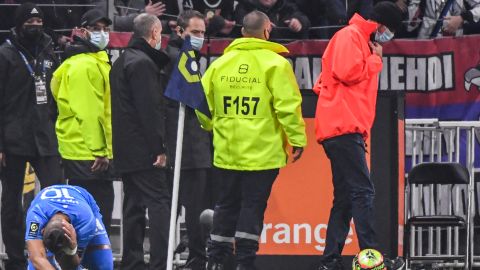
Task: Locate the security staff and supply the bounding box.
[51,9,114,234]
[198,10,307,270]
[0,3,63,269]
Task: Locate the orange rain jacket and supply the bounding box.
[312,13,382,143]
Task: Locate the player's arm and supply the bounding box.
[26,240,56,270]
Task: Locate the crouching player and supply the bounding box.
[25,185,113,270]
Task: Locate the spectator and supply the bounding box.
[199,10,307,270]
[181,0,236,36]
[96,0,179,33]
[25,185,113,270]
[234,0,311,39]
[164,10,213,270]
[36,0,97,48]
[321,0,373,37]
[0,1,19,43]
[110,13,171,270]
[50,9,114,234]
[0,1,98,48]
[312,2,404,270]
[0,3,63,269]
[294,0,327,38]
[408,0,480,38]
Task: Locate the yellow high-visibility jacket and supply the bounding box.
[199,38,307,171]
[51,50,112,160]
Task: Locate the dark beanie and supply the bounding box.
[15,2,44,28]
[370,1,403,32]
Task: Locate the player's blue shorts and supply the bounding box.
[27,218,113,270]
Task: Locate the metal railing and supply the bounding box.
[405,119,480,269]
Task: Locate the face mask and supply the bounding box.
[89,30,109,50]
[375,27,394,43]
[190,35,204,51]
[155,39,162,50]
[22,25,43,41]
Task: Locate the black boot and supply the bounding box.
[206,261,224,270]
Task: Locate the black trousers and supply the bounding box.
[208,168,278,267]
[321,133,378,263]
[177,168,216,268]
[0,154,63,270]
[64,159,115,235]
[121,168,171,270]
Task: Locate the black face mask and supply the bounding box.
[22,25,43,41]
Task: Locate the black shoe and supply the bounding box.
[206,261,224,270]
[384,257,405,270]
[317,258,343,270]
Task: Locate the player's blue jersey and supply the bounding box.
[25,185,105,249]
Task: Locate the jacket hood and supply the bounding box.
[63,35,102,60]
[349,13,378,40]
[224,37,289,54]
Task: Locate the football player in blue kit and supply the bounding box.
[25,185,113,270]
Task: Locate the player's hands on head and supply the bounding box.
[62,220,77,251]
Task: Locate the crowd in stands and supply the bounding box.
[1,0,480,46]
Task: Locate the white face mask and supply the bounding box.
[89,30,109,49]
[190,35,205,51]
[375,27,394,43]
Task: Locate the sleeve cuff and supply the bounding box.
[461,11,474,24]
[154,143,166,156]
[92,149,108,157]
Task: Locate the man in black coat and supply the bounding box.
[0,3,63,269]
[110,13,171,270]
[164,10,214,270]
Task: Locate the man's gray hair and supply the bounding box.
[242,10,269,36]
[133,13,160,39]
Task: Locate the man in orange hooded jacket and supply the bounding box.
[313,2,405,270]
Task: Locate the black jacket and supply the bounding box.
[0,29,59,157]
[110,36,170,173]
[164,36,212,170]
[234,0,311,39]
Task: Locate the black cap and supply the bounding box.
[80,9,112,27]
[15,2,44,28]
[370,1,403,32]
